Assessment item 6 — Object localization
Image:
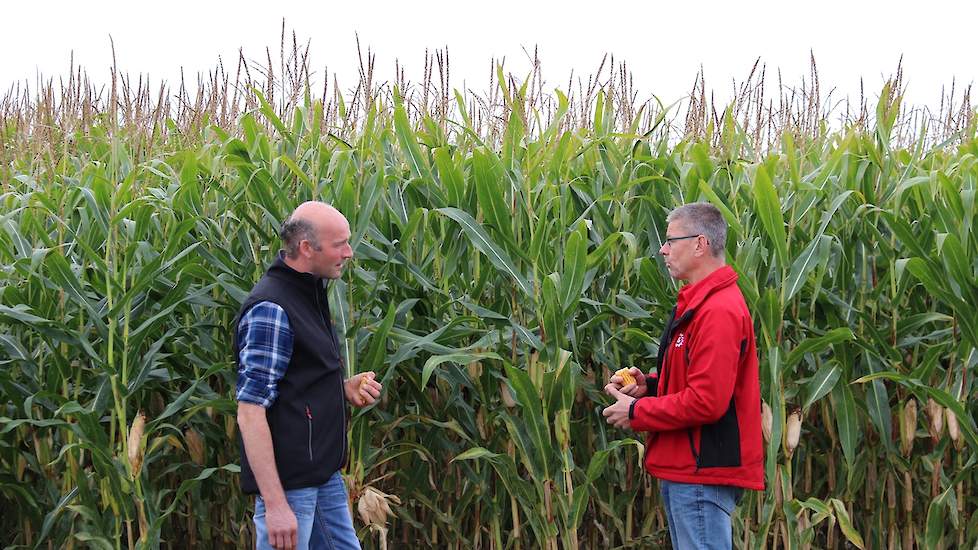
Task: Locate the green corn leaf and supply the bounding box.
[435,207,532,297]
[831,381,861,471]
[784,234,832,302]
[830,498,865,549]
[786,328,854,368]
[752,163,789,268]
[421,352,503,389]
[802,362,841,413]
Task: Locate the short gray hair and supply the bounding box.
[667,202,727,257]
[279,216,321,259]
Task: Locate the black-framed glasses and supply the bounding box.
[662,234,701,246]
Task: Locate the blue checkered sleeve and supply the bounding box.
[235,301,293,407]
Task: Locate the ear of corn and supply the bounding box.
[762,401,774,444]
[900,398,917,457]
[785,409,803,459]
[946,407,963,452]
[614,368,636,388]
[926,398,945,443]
[185,428,206,466]
[127,412,147,479]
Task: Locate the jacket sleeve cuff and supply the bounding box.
[645,375,658,397]
[630,396,659,432]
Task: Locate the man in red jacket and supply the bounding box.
[603,202,763,549]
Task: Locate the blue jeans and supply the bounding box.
[254,471,361,550]
[659,480,742,550]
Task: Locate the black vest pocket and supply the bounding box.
[696,397,741,468]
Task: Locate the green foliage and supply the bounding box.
[1,79,977,550]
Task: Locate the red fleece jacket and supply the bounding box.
[629,265,764,490]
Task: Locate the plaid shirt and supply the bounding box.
[235,301,293,407]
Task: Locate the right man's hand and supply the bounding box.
[609,367,647,398]
[265,501,298,550]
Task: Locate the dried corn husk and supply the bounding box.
[357,486,401,531]
[127,411,147,478]
[946,407,963,451]
[761,401,773,444]
[500,381,517,408]
[900,398,917,457]
[467,361,483,379]
[185,428,205,465]
[358,485,400,550]
[785,409,803,458]
[926,398,944,442]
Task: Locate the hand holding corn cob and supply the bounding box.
[615,368,635,387]
[610,367,646,397]
[346,372,383,407]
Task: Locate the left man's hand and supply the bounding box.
[345,372,383,407]
[602,384,636,429]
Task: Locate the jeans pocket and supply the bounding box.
[284,487,319,519]
[711,485,740,516]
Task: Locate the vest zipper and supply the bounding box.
[339,367,348,468]
[305,404,313,461]
[317,281,348,469]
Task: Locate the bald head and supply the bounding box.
[278,202,353,278]
[292,201,344,225]
[280,202,343,259]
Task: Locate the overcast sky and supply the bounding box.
[4,0,976,114]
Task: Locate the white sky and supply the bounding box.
[3,0,976,114]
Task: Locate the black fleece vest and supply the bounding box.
[235,254,347,494]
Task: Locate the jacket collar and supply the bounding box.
[267,251,326,291]
[675,265,739,317]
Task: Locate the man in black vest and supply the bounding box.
[236,201,382,550]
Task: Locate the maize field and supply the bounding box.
[1,44,977,549]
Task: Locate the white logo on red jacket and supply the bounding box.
[675,333,685,348]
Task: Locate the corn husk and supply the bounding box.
[900,398,917,457]
[467,361,483,379]
[127,411,147,478]
[500,381,517,408]
[185,428,205,465]
[357,486,401,530]
[926,398,944,442]
[761,401,773,444]
[946,407,963,451]
[785,409,803,458]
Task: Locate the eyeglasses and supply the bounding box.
[662,234,701,247]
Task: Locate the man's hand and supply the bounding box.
[345,371,382,407]
[603,384,636,429]
[238,403,295,548]
[264,500,297,549]
[609,367,647,398]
